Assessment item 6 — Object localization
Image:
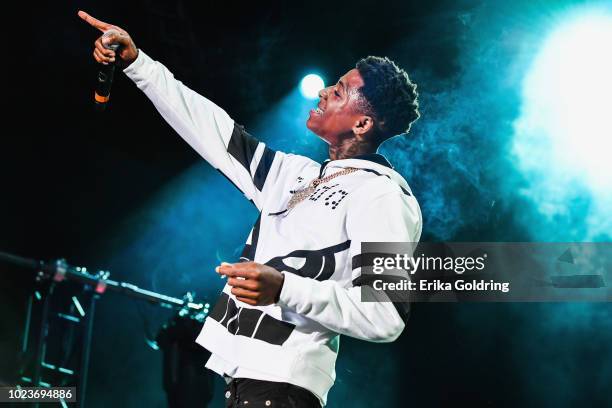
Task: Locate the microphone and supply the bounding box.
[94,30,120,111]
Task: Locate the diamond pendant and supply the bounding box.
[285,167,356,212]
[287,185,316,210]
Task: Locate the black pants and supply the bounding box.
[224,377,321,408]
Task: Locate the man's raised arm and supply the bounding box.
[79,10,300,210]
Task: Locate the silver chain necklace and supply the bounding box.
[286,167,358,211]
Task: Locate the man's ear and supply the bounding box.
[352,115,375,137]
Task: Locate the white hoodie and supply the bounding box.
[123,50,422,406]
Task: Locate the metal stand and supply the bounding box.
[31,282,54,391]
[76,291,98,408]
[1,251,207,408]
[18,264,100,408]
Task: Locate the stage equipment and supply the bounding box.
[0,251,208,408]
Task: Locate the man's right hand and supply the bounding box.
[78,10,139,67]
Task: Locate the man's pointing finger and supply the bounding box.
[77,10,112,32]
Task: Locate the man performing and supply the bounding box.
[80,10,422,408]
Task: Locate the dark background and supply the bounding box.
[2,0,611,407]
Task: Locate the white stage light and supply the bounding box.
[517,11,612,190]
[300,74,325,99]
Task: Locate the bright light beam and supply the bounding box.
[300,74,325,99]
[516,10,612,190]
[513,8,612,240]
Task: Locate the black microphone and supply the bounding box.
[94,31,120,111]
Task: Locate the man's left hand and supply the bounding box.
[216,262,285,306]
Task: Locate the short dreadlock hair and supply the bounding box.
[355,56,420,143]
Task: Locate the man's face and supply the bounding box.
[306,68,368,145]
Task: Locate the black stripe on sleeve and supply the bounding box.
[253,314,295,345]
[209,292,296,345]
[209,292,230,322]
[227,123,260,172]
[219,297,239,327]
[264,240,351,281]
[253,146,276,191]
[234,307,261,337]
